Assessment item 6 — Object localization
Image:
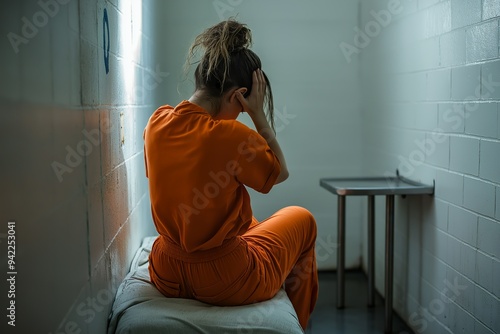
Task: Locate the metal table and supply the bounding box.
[319,173,434,333]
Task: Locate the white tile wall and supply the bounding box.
[498,104,500,139]
[447,204,477,246]
[481,60,500,100]
[450,0,482,29]
[463,176,496,216]
[88,254,112,334]
[422,250,447,290]
[415,103,438,131]
[425,133,450,168]
[479,139,500,183]
[411,72,428,101]
[435,169,463,206]
[440,28,466,66]
[423,1,452,38]
[420,37,441,70]
[80,38,100,106]
[475,250,495,294]
[423,219,447,259]
[465,103,498,138]
[474,285,500,333]
[432,199,449,231]
[427,69,451,100]
[360,0,500,333]
[477,217,500,258]
[88,181,105,270]
[475,320,497,334]
[494,256,500,297]
[448,266,475,314]
[419,0,440,10]
[466,21,499,62]
[438,103,466,133]
[0,0,162,332]
[459,240,477,279]
[496,186,500,220]
[483,0,500,20]
[447,292,476,333]
[451,64,481,100]
[449,135,479,175]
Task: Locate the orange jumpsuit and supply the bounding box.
[144,100,318,329]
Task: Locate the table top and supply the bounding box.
[320,176,434,196]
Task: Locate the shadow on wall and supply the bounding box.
[0,0,161,333]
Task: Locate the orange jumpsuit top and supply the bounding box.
[144,100,281,252]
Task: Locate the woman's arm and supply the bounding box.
[250,113,289,184]
[236,70,289,184]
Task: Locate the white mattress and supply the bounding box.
[107,236,304,334]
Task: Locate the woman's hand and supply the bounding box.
[236,69,289,185]
[235,69,267,121]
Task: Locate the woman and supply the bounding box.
[144,19,318,330]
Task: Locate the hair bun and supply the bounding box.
[187,19,253,86]
[223,20,252,52]
[202,19,252,53]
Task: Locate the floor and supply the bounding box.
[306,270,414,334]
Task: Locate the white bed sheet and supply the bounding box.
[107,236,304,334]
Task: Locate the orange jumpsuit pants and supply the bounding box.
[149,206,319,329]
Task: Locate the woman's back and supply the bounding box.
[144,100,280,252]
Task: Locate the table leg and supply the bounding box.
[385,195,395,333]
[337,195,346,309]
[368,195,375,307]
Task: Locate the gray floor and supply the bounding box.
[306,271,414,334]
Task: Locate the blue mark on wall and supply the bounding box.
[103,8,110,74]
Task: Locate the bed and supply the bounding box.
[107,236,304,334]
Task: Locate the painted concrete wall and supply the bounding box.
[0,0,165,332]
[359,0,499,333]
[155,0,365,271]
